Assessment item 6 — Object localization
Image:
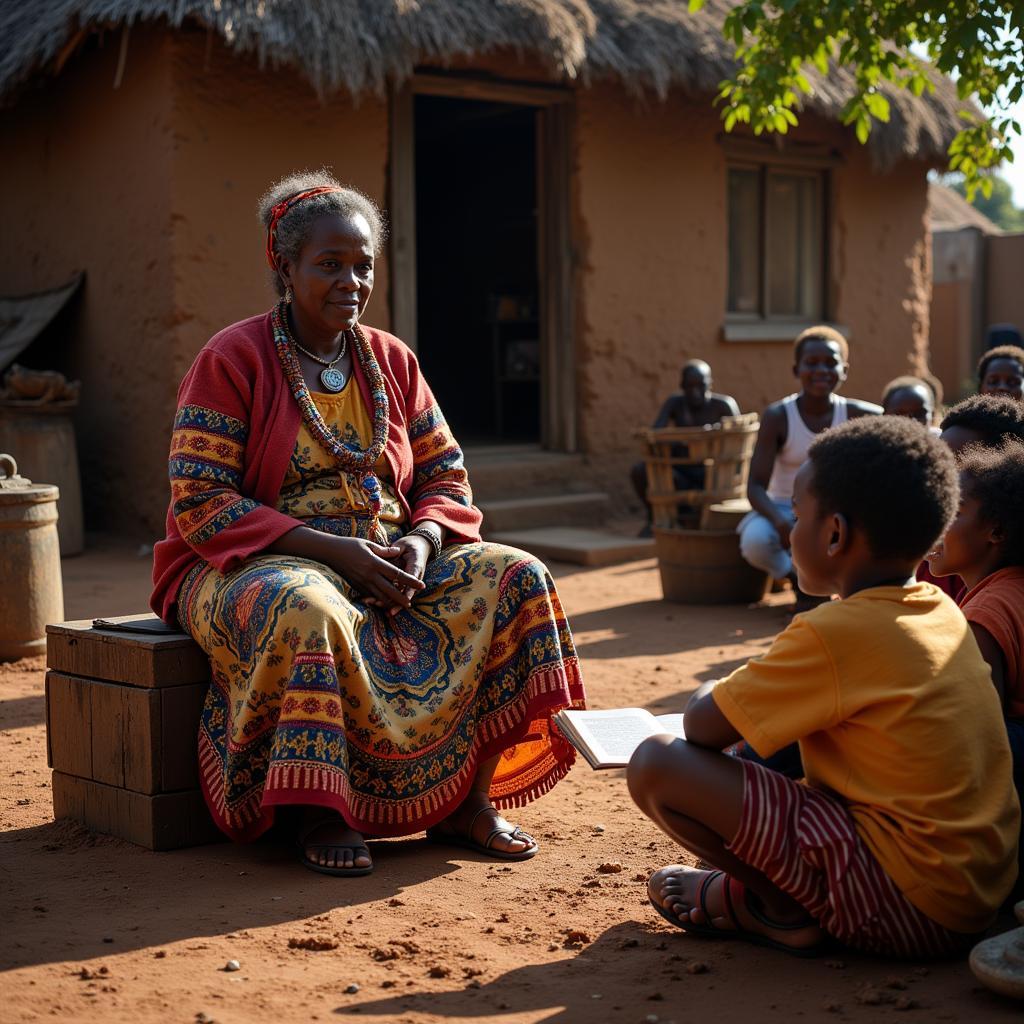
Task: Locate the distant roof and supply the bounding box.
[0,1,971,169]
[928,183,1002,234]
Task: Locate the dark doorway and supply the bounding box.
[414,95,540,444]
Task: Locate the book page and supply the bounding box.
[557,707,683,767]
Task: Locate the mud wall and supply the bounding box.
[0,30,177,537]
[572,83,933,488]
[0,29,390,537]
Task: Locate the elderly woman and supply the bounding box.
[151,170,586,876]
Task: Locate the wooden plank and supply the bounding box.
[44,671,93,779]
[48,672,165,793]
[388,81,418,351]
[411,71,571,107]
[46,618,209,688]
[159,683,206,791]
[51,771,222,851]
[537,100,577,453]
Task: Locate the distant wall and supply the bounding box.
[930,228,986,402]
[0,30,177,534]
[986,233,1024,336]
[572,83,932,498]
[928,229,1024,404]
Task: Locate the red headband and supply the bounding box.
[265,186,344,270]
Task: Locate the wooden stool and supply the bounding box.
[45,614,221,850]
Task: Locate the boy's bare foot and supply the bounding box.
[299,813,373,875]
[648,865,824,954]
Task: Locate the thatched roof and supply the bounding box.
[928,183,1001,234]
[0,0,969,167]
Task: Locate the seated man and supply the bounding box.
[632,360,740,536]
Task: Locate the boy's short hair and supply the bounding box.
[977,344,1024,382]
[807,417,958,561]
[793,325,849,365]
[939,394,1024,445]
[882,374,940,408]
[959,438,1024,566]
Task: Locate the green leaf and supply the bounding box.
[855,114,870,144]
[864,92,891,122]
[688,0,704,11]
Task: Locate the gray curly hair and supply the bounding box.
[258,169,387,296]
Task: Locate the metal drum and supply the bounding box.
[0,453,64,660]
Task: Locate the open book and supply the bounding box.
[553,708,685,770]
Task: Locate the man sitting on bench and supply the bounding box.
[632,360,740,537]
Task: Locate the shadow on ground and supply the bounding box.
[1,819,463,972]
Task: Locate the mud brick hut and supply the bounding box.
[0,2,966,538]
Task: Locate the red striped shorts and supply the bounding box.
[727,759,974,958]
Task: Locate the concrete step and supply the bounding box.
[464,446,589,502]
[480,491,610,532]
[490,526,656,567]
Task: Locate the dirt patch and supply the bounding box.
[1,552,1018,1023]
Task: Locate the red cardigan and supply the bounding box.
[151,312,483,623]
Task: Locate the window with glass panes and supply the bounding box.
[727,166,825,321]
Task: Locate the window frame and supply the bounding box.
[720,139,841,343]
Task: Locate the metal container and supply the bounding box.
[0,402,84,556]
[0,453,64,660]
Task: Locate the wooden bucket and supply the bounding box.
[703,498,753,531]
[0,453,64,660]
[654,526,768,605]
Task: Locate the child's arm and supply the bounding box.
[746,405,790,543]
[684,682,742,750]
[968,621,1008,705]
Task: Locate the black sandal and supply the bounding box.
[296,819,374,877]
[426,804,539,861]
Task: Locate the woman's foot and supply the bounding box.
[428,790,538,860]
[648,865,823,954]
[298,812,373,876]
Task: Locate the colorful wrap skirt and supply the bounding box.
[178,541,585,840]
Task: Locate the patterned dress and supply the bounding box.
[177,383,584,840]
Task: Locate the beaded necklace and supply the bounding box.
[271,300,390,537]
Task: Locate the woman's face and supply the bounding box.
[980,357,1024,401]
[282,212,375,335]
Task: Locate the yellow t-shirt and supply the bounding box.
[712,583,1020,934]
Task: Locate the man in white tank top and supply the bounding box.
[739,326,881,612]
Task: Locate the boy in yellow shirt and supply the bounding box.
[628,417,1019,957]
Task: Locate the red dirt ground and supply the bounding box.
[1,538,1019,1024]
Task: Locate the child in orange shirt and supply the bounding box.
[926,438,1024,885]
[628,417,1019,958]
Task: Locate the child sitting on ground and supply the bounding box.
[978,333,1024,402]
[926,438,1024,884]
[881,374,941,429]
[740,326,879,612]
[628,417,1019,958]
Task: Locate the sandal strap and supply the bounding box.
[484,824,536,851]
[697,869,734,931]
[727,875,815,931]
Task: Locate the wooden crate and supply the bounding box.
[45,615,222,851]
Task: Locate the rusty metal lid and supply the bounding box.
[0,453,59,503]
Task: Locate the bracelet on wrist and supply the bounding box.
[406,526,442,560]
